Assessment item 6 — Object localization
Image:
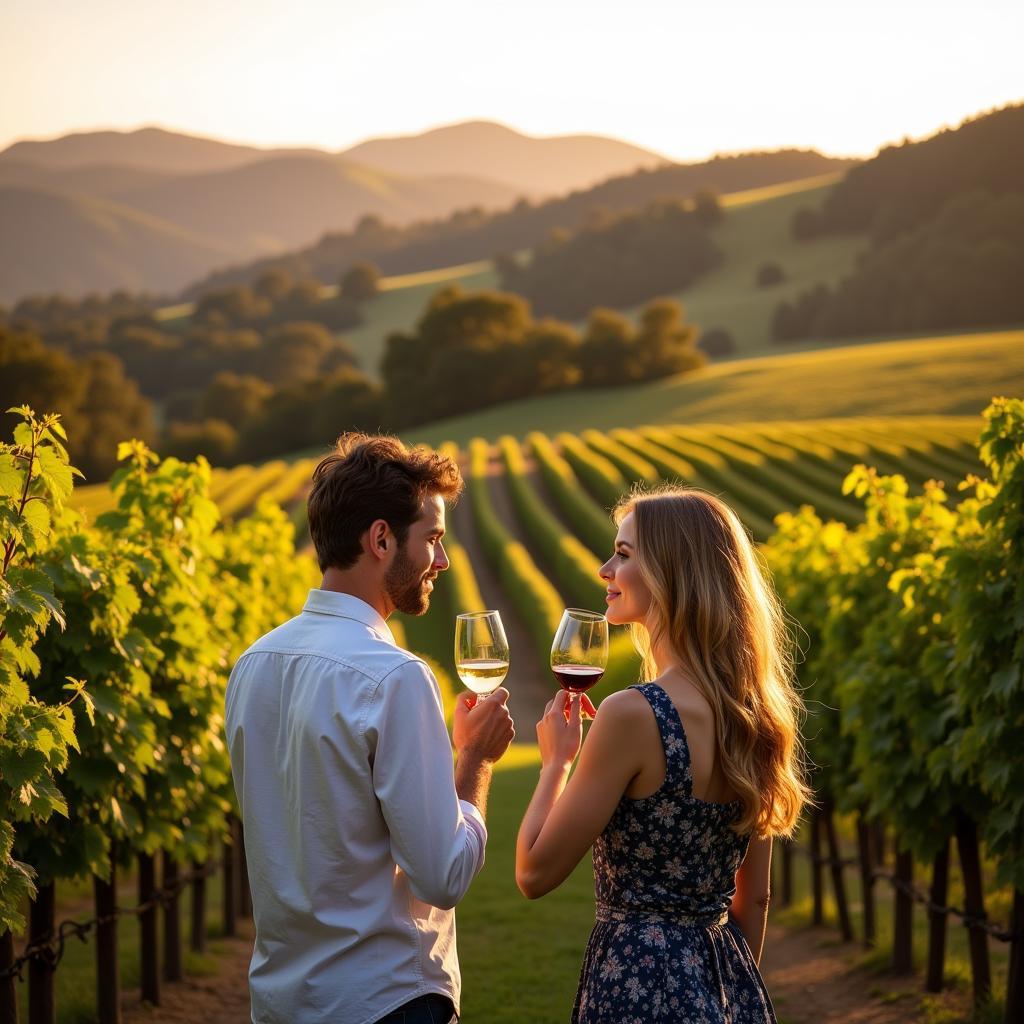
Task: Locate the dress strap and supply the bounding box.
[631,682,693,796]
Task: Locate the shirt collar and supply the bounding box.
[302,589,396,645]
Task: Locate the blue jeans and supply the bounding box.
[375,993,458,1024]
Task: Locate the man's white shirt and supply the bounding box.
[224,589,487,1023]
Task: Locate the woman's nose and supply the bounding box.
[599,558,614,581]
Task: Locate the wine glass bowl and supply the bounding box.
[455,610,510,696]
[550,608,608,694]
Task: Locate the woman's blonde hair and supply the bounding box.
[614,486,809,837]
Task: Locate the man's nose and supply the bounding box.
[434,541,450,571]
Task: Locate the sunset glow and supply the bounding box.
[3,0,1022,159]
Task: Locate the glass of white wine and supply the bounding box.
[455,610,509,696]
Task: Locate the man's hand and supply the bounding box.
[453,687,515,764]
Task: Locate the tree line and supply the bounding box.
[1,266,381,477]
[777,103,1024,342]
[186,150,848,298]
[4,275,705,476]
[381,287,704,428]
[774,190,1024,342]
[496,194,722,320]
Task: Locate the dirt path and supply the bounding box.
[450,444,561,732]
[760,922,970,1024]
[115,918,969,1024]
[121,922,255,1024]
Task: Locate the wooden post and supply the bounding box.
[892,846,914,974]
[1005,888,1023,1024]
[1,930,18,1024]
[223,827,237,939]
[925,840,950,993]
[162,853,182,983]
[872,822,887,867]
[955,814,991,1005]
[95,856,121,1024]
[28,881,55,1024]
[856,816,876,949]
[780,837,793,908]
[191,860,207,953]
[138,852,160,1006]
[237,821,252,920]
[810,808,824,926]
[823,802,853,941]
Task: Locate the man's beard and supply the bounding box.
[385,543,434,616]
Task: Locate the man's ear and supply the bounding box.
[365,519,392,562]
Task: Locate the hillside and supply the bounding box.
[404,329,1024,446]
[186,150,857,295]
[321,177,857,375]
[811,101,1024,236]
[0,186,237,303]
[0,125,318,174]
[108,154,521,255]
[341,119,667,196]
[0,160,177,197]
[630,178,863,352]
[0,158,520,299]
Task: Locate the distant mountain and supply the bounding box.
[0,186,238,303]
[341,120,668,197]
[0,126,316,175]
[106,154,521,254]
[0,160,177,198]
[187,149,857,297]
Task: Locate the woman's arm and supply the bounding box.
[515,688,648,899]
[731,835,773,963]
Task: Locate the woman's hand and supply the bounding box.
[536,690,596,769]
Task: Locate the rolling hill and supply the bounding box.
[106,154,522,255]
[0,158,520,299]
[0,186,237,303]
[185,151,857,297]
[0,125,318,175]
[404,328,1024,447]
[340,119,667,196]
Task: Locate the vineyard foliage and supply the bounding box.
[5,405,1021,938]
[1,409,85,929]
[1,417,317,932]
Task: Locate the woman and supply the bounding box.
[516,487,808,1023]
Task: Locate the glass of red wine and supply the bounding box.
[550,609,608,702]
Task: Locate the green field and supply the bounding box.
[644,178,864,355]
[336,175,863,377]
[344,258,499,374]
[407,329,1024,447]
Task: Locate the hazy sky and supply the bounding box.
[2,0,1022,160]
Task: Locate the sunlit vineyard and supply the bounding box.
[69,415,983,700]
[9,405,1023,1023]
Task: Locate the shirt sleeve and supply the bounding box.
[369,658,487,910]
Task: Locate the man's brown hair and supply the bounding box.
[307,434,463,572]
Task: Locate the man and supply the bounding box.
[225,434,515,1024]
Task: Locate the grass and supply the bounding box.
[623,178,865,356]
[406,328,1024,447]
[456,747,596,1022]
[341,260,498,375]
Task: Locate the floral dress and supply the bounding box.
[572,683,775,1024]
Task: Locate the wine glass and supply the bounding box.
[550,608,608,694]
[455,610,510,696]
